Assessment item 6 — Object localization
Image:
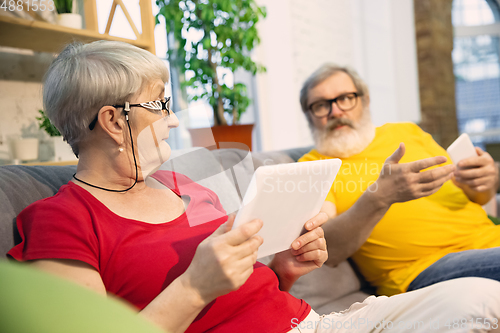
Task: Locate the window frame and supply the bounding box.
[452,0,500,141]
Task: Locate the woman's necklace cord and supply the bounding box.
[73,113,138,193]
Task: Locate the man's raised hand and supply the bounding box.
[371,143,455,207]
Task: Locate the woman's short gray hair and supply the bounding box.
[43,40,169,155]
[299,63,369,114]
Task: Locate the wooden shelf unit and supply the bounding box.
[0,0,155,53]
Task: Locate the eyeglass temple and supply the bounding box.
[89,98,171,130]
[88,102,131,131]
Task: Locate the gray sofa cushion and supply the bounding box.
[258,254,367,314]
[0,165,76,257]
[209,148,311,211]
[288,261,363,314]
[161,148,303,215]
[160,148,243,215]
[0,147,254,256]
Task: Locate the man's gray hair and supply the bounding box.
[299,63,370,114]
[43,40,169,155]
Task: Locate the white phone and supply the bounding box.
[446,133,478,165]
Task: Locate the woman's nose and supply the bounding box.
[168,112,180,128]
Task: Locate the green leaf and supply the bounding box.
[156,0,266,122]
[36,110,61,137]
[53,0,73,14]
[202,37,211,50]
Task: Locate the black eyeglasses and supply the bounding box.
[89,97,172,130]
[307,92,361,118]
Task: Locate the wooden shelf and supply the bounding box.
[0,15,152,53]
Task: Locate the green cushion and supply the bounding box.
[0,260,165,333]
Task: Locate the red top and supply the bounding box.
[8,171,310,333]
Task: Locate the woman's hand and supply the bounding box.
[268,212,328,292]
[180,215,264,305]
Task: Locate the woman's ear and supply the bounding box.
[96,105,127,145]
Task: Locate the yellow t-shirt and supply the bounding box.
[299,122,500,296]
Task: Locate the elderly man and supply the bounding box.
[299,63,500,296]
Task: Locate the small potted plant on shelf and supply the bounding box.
[156,0,266,150]
[54,0,82,29]
[11,137,39,163]
[36,110,76,162]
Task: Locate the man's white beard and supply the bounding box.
[312,108,376,158]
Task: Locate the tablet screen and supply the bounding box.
[233,159,342,258]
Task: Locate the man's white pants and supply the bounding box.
[288,277,500,333]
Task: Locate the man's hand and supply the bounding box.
[268,212,328,292]
[371,143,455,207]
[452,147,499,204]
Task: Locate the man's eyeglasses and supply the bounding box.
[307,92,361,118]
[89,97,172,130]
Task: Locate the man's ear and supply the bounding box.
[96,105,127,145]
[363,94,370,106]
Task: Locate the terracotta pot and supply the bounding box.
[188,124,254,151]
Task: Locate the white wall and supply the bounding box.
[0,47,54,162]
[353,0,421,126]
[0,0,421,158]
[254,0,421,151]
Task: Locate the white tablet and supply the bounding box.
[232,159,342,258]
[446,133,477,165]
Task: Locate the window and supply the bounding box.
[452,0,500,150]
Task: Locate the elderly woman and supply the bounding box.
[7,41,500,333]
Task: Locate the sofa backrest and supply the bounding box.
[0,147,310,257]
[0,165,77,257]
[0,145,367,309]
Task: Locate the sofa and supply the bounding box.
[0,146,371,315]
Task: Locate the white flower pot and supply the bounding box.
[13,138,39,161]
[57,13,82,29]
[53,136,77,162]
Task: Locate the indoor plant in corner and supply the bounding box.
[37,110,76,162]
[156,0,266,150]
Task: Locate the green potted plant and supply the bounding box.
[36,110,76,162]
[156,0,266,149]
[36,110,61,137]
[54,0,82,29]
